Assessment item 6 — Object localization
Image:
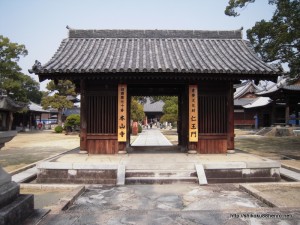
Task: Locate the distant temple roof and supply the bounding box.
[234,80,272,108]
[31,29,281,81]
[63,108,80,116]
[143,98,164,113]
[234,80,263,99]
[0,96,27,112]
[66,95,80,103]
[243,97,272,108]
[28,101,50,113]
[257,75,300,96]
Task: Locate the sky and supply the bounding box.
[0,0,276,90]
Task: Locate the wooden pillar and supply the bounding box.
[7,112,13,131]
[227,82,235,151]
[126,94,131,148]
[80,80,87,152]
[296,103,299,126]
[271,101,276,125]
[181,85,189,151]
[178,93,182,146]
[285,98,290,126]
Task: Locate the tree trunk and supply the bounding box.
[57,108,63,126]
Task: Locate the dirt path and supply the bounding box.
[0,130,79,172]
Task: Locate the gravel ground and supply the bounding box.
[0,130,79,172]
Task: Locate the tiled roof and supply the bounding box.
[29,101,50,112]
[0,96,27,112]
[143,98,164,112]
[234,80,263,99]
[63,108,80,116]
[234,98,255,107]
[31,29,281,79]
[257,76,300,96]
[243,97,272,108]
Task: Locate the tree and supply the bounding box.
[0,35,42,102]
[130,99,145,122]
[225,0,300,77]
[42,80,76,125]
[160,97,178,125]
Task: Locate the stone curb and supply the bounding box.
[202,161,280,169]
[281,164,300,173]
[239,182,300,208]
[20,183,83,190]
[9,148,79,176]
[20,184,85,212]
[42,185,85,213]
[239,183,277,207]
[37,162,118,170]
[21,184,85,225]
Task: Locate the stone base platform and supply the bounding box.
[0,168,34,225]
[36,152,281,185]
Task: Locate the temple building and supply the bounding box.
[258,75,300,126]
[30,28,281,154]
[143,98,164,125]
[234,80,273,128]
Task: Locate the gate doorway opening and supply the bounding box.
[127,84,188,153]
[129,96,179,152]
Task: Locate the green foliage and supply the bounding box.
[21,75,43,103]
[160,96,178,124]
[64,114,80,130]
[131,99,145,122]
[42,80,77,125]
[42,94,73,110]
[46,80,76,96]
[54,125,63,133]
[0,35,42,103]
[225,0,257,17]
[225,0,300,77]
[138,124,143,133]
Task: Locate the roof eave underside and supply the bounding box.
[37,71,278,82]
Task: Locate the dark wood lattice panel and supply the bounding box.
[87,95,117,134]
[199,95,227,134]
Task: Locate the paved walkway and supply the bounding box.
[34,184,300,225]
[131,128,172,146]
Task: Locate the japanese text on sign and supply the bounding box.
[189,85,198,142]
[118,84,127,142]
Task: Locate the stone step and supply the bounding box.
[12,167,37,183]
[0,194,34,225]
[280,168,300,181]
[255,127,273,136]
[129,146,182,152]
[125,176,198,185]
[126,164,195,170]
[126,170,197,178]
[0,182,19,209]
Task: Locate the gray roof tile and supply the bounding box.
[143,99,164,112]
[32,29,281,77]
[234,98,256,106]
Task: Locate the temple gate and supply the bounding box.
[31,29,280,154]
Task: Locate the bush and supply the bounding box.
[54,125,63,133]
[138,124,142,133]
[64,114,80,132]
